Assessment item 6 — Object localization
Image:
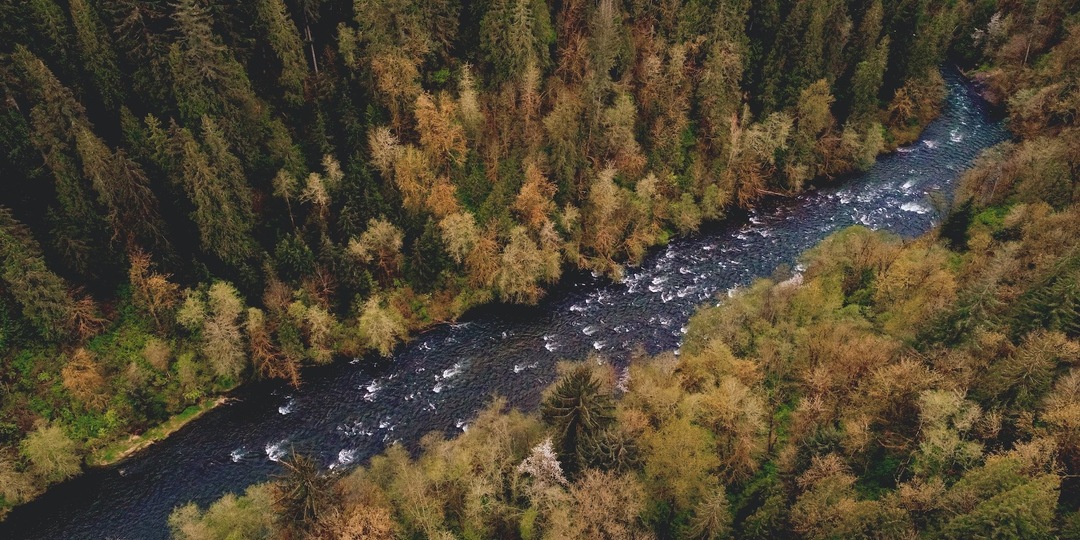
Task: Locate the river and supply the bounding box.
[0,70,1007,539]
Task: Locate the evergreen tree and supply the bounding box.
[541,366,614,474]
[0,208,76,342]
[169,120,255,265]
[255,0,308,107]
[479,0,554,81]
[69,0,121,109]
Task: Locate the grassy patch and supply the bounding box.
[87,396,227,467]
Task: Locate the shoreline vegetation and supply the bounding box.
[87,395,229,468]
[0,105,946,520]
[0,0,1029,523]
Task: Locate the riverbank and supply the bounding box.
[87,396,230,468]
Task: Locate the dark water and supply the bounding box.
[1,70,1007,539]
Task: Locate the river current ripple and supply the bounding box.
[1,70,1007,539]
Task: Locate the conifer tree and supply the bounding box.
[0,208,76,342]
[169,121,255,265]
[256,0,308,106]
[69,0,121,109]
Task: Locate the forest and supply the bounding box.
[161,0,1080,538]
[0,0,1070,529]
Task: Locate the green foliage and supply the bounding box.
[541,365,614,475]
[169,483,277,540]
[479,0,554,81]
[20,422,81,484]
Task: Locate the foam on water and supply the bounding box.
[265,440,287,462]
[441,362,464,379]
[901,201,930,214]
[328,449,357,470]
[362,381,381,402]
[514,361,539,373]
[230,447,246,463]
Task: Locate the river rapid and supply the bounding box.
[0,70,1007,539]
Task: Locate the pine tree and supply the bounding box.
[169,120,255,265]
[169,0,267,167]
[256,0,308,106]
[274,451,337,531]
[850,37,890,123]
[74,126,162,247]
[69,0,121,109]
[12,46,112,275]
[25,0,75,75]
[0,208,76,342]
[480,0,554,81]
[541,365,614,474]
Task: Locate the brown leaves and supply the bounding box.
[512,161,557,231]
[414,92,467,168]
[61,348,108,411]
[128,248,180,332]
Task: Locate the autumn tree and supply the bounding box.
[61,348,108,411]
[414,92,467,170]
[128,249,180,332]
[512,161,557,233]
[439,211,480,266]
[725,111,793,206]
[204,282,247,380]
[246,307,300,388]
[357,296,408,357]
[349,218,404,284]
[495,226,561,304]
[178,282,248,381]
[169,483,277,540]
[584,168,630,265]
[566,469,648,539]
[642,415,721,523]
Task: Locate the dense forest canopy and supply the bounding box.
[0,0,1075,527]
